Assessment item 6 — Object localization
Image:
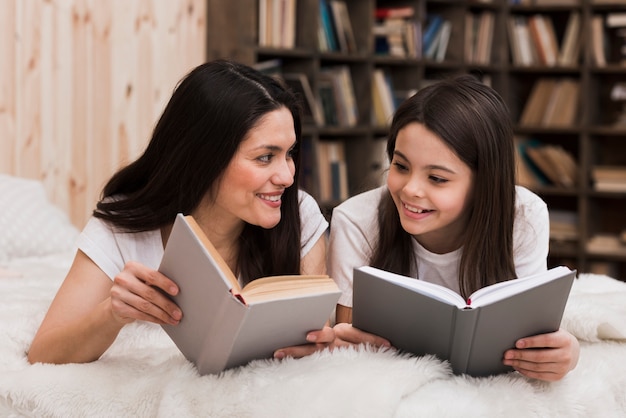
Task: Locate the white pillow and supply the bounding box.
[0,175,79,261]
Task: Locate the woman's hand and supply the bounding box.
[273,323,391,359]
[503,328,580,381]
[110,261,182,326]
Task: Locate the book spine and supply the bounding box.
[449,308,480,375]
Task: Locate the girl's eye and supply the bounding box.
[429,175,448,184]
[392,161,408,171]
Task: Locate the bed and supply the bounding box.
[1,175,626,417]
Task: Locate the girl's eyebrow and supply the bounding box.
[393,149,457,174]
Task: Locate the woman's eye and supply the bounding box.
[258,154,273,163]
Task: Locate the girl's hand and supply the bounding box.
[273,323,391,359]
[503,328,579,381]
[110,261,182,325]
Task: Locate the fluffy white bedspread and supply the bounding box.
[1,254,625,418]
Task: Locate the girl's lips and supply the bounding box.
[402,202,433,219]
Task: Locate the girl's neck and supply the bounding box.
[414,231,464,254]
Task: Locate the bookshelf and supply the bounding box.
[205,0,626,280]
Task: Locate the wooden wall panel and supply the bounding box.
[0,0,207,228]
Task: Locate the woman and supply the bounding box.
[28,59,336,364]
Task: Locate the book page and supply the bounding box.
[357,266,466,307]
[183,215,241,293]
[241,275,338,303]
[469,266,572,307]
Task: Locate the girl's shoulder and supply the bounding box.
[332,186,387,225]
[515,185,547,214]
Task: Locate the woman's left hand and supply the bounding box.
[503,328,580,381]
[273,323,391,359]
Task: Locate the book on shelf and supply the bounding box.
[352,265,576,377]
[316,140,349,201]
[606,12,626,28]
[423,17,451,61]
[258,0,297,49]
[371,68,395,126]
[318,65,358,127]
[507,15,537,66]
[520,78,579,128]
[423,14,443,55]
[517,138,578,188]
[591,15,607,66]
[592,166,626,192]
[549,209,579,243]
[159,214,341,375]
[319,0,339,52]
[587,234,626,256]
[329,0,357,53]
[519,78,557,126]
[475,11,495,65]
[528,14,559,67]
[515,138,543,188]
[282,73,325,126]
[375,6,414,20]
[558,12,581,66]
[543,79,580,127]
[374,16,420,58]
[252,58,283,77]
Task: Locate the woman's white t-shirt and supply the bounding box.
[328,185,549,307]
[77,190,328,280]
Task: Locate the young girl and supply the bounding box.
[28,60,336,364]
[325,75,579,381]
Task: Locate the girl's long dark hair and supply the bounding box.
[93,60,304,283]
[371,75,516,298]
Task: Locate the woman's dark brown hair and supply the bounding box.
[93,60,303,283]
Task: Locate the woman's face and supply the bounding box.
[207,107,296,231]
[387,122,474,254]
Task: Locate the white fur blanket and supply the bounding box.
[1,254,626,418]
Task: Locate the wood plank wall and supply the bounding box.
[0,0,207,228]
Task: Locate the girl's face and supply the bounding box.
[205,107,296,232]
[387,122,474,254]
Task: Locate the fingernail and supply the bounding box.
[172,309,182,320]
[306,333,317,342]
[274,351,285,359]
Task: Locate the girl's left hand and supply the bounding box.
[503,328,579,381]
[273,323,391,359]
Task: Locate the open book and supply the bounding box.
[352,265,576,377]
[159,214,340,375]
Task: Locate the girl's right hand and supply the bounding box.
[110,261,182,325]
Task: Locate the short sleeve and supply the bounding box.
[327,187,384,307]
[513,186,550,278]
[76,217,127,280]
[298,190,329,258]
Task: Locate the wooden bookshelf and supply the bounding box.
[206,0,626,280]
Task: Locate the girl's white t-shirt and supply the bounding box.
[77,190,328,280]
[328,185,549,307]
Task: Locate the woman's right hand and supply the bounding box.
[110,261,182,325]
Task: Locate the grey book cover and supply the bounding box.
[160,214,340,375]
[352,265,575,377]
